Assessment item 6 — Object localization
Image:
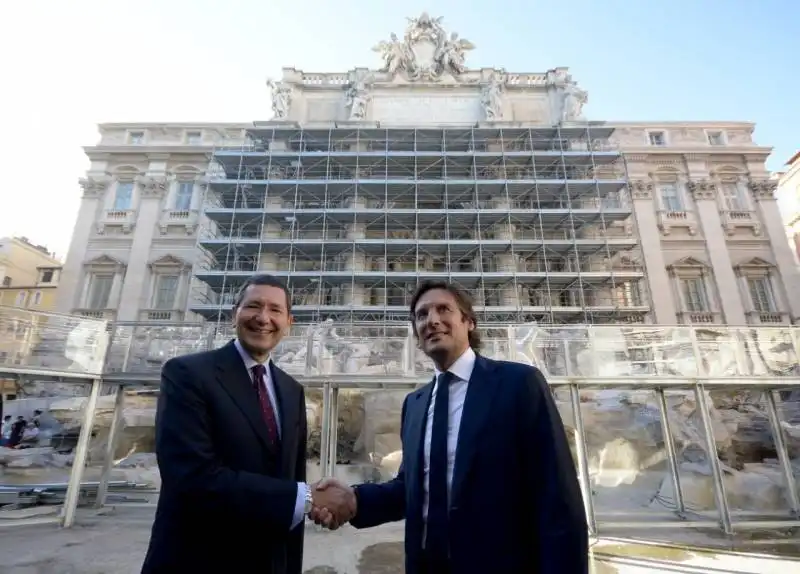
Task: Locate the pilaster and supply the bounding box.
[56,176,109,313]
[689,180,747,324]
[751,179,800,319]
[628,180,677,323]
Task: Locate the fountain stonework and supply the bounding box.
[4,322,800,536]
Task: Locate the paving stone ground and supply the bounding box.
[0,507,406,574]
[0,506,798,573]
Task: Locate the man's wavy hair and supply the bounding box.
[408,281,482,352]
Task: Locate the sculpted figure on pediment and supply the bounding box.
[372,13,475,81]
[373,33,412,77]
[435,32,475,76]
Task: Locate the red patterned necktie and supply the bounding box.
[251,364,280,447]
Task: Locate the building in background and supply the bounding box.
[0,236,61,290]
[0,237,62,311]
[57,14,800,327]
[0,239,61,402]
[776,150,800,265]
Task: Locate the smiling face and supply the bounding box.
[233,284,293,362]
[412,287,474,370]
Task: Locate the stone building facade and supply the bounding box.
[56,14,799,327]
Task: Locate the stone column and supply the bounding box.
[690,180,747,325]
[56,176,109,313]
[629,180,677,323]
[751,179,800,319]
[116,172,168,321]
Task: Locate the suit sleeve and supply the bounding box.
[349,395,408,528]
[155,357,298,531]
[286,386,308,574]
[519,366,589,574]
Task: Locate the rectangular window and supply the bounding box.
[128,131,144,144]
[720,183,746,211]
[153,275,179,309]
[707,131,725,145]
[681,278,709,312]
[41,269,53,283]
[648,131,666,146]
[175,182,194,210]
[88,274,114,309]
[14,291,27,307]
[2,276,10,287]
[32,291,42,306]
[113,182,134,210]
[748,277,777,313]
[186,131,202,144]
[658,183,683,211]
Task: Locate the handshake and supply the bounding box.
[307,478,357,530]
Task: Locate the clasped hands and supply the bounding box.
[308,478,356,530]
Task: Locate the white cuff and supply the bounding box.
[291,482,309,530]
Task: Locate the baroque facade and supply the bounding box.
[57,13,799,327]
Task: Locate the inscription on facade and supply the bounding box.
[371,95,480,125]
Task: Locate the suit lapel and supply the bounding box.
[214,340,273,452]
[405,380,433,515]
[270,363,300,476]
[451,355,499,504]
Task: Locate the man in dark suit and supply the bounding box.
[313,281,588,573]
[141,274,351,574]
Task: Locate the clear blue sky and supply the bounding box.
[1,0,797,256]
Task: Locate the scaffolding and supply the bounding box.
[190,125,646,326]
[2,305,799,539]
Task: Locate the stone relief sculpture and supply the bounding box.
[372,12,475,81]
[480,73,504,120]
[561,81,588,122]
[266,79,292,119]
[345,77,371,120]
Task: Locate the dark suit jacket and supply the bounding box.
[350,355,588,574]
[141,340,308,574]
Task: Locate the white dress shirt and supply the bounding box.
[422,346,476,523]
[234,339,308,529]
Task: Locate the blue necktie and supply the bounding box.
[427,371,454,561]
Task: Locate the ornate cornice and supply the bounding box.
[78,177,110,198]
[748,179,777,201]
[138,176,169,198]
[688,179,716,201]
[628,180,653,200]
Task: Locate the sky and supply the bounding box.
[1,0,798,260]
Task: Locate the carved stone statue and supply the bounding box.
[404,12,445,43]
[372,33,411,76]
[267,79,292,119]
[373,13,474,81]
[561,82,588,122]
[435,32,475,76]
[345,78,370,120]
[480,74,504,121]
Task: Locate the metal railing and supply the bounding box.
[1,305,799,538]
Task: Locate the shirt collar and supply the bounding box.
[234,339,271,375]
[433,346,476,383]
